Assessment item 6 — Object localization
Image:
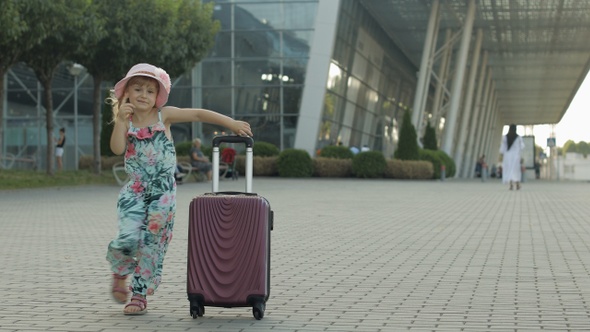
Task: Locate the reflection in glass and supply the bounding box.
[203,88,232,116]
[202,61,232,86]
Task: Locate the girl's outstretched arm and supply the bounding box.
[163,106,253,136]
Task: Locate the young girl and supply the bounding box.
[106,63,252,315]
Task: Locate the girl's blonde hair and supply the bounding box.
[105,76,160,123]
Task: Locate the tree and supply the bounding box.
[422,121,438,150]
[394,110,420,160]
[577,141,589,158]
[0,0,55,159]
[562,140,577,154]
[19,0,104,175]
[74,0,219,174]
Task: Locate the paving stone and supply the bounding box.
[1,179,590,331]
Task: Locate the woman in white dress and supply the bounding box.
[499,124,525,190]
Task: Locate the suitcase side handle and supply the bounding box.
[204,191,258,196]
[212,135,254,193]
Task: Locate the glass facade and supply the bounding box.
[4,63,95,170]
[320,0,417,157]
[195,0,318,150]
[2,0,422,170]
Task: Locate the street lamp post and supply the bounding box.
[69,63,84,170]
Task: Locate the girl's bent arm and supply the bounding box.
[163,107,252,136]
[110,121,128,155]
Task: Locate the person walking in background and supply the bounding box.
[106,63,252,315]
[190,138,213,182]
[478,155,488,182]
[55,127,66,171]
[499,124,525,190]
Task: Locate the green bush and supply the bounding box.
[175,141,192,156]
[313,157,353,177]
[234,156,278,176]
[384,159,434,179]
[253,141,280,157]
[419,149,443,179]
[352,151,386,178]
[319,145,354,159]
[436,150,456,177]
[422,121,438,150]
[277,149,313,177]
[394,110,420,160]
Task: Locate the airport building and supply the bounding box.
[3,0,589,177]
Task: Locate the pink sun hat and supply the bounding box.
[114,63,171,108]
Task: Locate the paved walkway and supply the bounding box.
[1,178,590,331]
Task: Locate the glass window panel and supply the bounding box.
[236,3,282,30]
[283,31,311,58]
[284,30,313,56]
[283,3,318,29]
[332,38,351,70]
[248,115,281,149]
[235,31,279,58]
[167,86,192,108]
[283,115,299,149]
[8,64,38,90]
[78,88,94,116]
[6,92,38,116]
[210,31,232,58]
[211,3,231,30]
[318,119,338,148]
[202,61,232,86]
[202,88,232,116]
[283,86,303,115]
[327,62,345,94]
[235,60,278,85]
[258,86,281,117]
[235,86,264,114]
[283,58,307,85]
[170,123,192,144]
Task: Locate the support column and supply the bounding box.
[441,0,476,157]
[484,96,499,156]
[431,29,453,141]
[468,68,492,177]
[454,29,483,177]
[294,0,341,156]
[477,83,496,159]
[462,50,488,177]
[411,0,440,130]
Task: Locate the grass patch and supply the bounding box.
[0,169,118,190]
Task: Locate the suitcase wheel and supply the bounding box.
[252,302,265,320]
[190,303,205,319]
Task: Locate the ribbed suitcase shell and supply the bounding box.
[187,193,271,306]
[187,135,271,320]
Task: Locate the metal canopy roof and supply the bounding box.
[361,0,590,126]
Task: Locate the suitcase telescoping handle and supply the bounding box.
[212,135,254,193]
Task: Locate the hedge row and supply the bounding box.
[80,140,451,180]
[234,152,435,180]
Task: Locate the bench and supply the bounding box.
[178,162,229,182]
[112,161,220,185]
[112,162,129,186]
[0,153,38,170]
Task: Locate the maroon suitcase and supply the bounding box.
[187,135,272,320]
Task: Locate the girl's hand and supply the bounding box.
[118,94,135,121]
[232,120,253,137]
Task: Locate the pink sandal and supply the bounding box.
[111,274,129,304]
[124,295,148,315]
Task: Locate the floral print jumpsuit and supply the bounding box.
[106,111,176,296]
